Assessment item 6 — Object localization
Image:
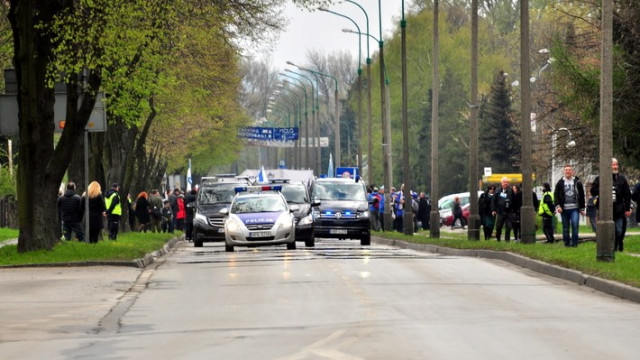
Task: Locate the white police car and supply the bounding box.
[221,185,297,252]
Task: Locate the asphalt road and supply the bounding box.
[1,238,640,359]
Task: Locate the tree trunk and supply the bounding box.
[9,1,101,252]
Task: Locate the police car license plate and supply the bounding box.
[250,231,271,238]
[330,229,348,235]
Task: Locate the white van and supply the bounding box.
[438,191,484,227]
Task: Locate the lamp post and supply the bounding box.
[345,0,373,186]
[400,1,413,235]
[519,0,536,244]
[377,0,393,231]
[319,7,361,171]
[343,29,375,185]
[289,61,340,172]
[468,0,480,240]
[285,68,317,172]
[279,75,309,169]
[430,0,441,238]
[597,0,614,262]
[275,83,302,168]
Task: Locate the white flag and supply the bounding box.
[186,159,192,192]
[257,165,268,184]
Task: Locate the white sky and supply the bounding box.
[259,1,404,70]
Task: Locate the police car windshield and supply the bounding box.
[197,184,239,204]
[279,184,309,204]
[312,183,366,201]
[231,195,287,214]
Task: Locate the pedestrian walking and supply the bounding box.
[105,183,122,240]
[479,185,496,240]
[491,177,514,241]
[554,164,586,247]
[586,195,598,233]
[57,181,84,242]
[537,182,555,243]
[135,191,152,232]
[148,189,164,233]
[590,158,631,252]
[84,181,106,244]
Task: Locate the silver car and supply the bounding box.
[223,186,297,252]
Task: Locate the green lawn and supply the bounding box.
[375,229,640,289]
[0,230,180,266]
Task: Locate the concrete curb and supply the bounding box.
[0,236,183,269]
[372,235,640,304]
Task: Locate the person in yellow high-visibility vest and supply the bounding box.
[538,182,555,243]
[104,183,122,240]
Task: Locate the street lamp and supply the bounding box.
[288,61,340,173]
[285,68,317,173]
[400,1,413,235]
[345,0,374,186]
[318,7,361,171]
[279,75,309,169]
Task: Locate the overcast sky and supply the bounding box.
[258,1,404,71]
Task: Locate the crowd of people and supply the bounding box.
[364,158,638,253]
[57,183,198,243]
[477,159,637,251]
[366,184,432,233]
[58,158,638,252]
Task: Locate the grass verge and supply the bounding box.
[374,229,640,289]
[0,230,181,266]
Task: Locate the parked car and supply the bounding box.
[222,185,297,252]
[438,191,484,228]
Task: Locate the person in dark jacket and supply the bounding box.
[491,177,514,241]
[135,191,151,232]
[511,185,523,241]
[479,185,496,240]
[83,181,106,243]
[184,187,197,241]
[590,158,631,252]
[554,164,586,247]
[57,181,84,242]
[451,196,464,229]
[417,192,431,230]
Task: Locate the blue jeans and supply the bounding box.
[614,217,626,251]
[561,208,580,246]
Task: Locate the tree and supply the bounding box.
[479,71,519,173]
[7,0,324,252]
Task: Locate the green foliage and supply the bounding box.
[479,71,519,174]
[0,165,17,198]
[0,227,18,242]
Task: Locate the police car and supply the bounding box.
[268,179,314,247]
[310,177,371,246]
[222,185,297,252]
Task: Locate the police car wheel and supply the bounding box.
[361,234,371,246]
[225,244,234,252]
[193,233,203,247]
[287,241,296,250]
[305,237,315,247]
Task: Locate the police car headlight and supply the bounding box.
[359,210,370,219]
[299,214,313,226]
[226,215,244,234]
[274,213,292,231]
[195,212,208,224]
